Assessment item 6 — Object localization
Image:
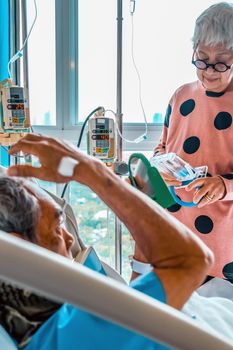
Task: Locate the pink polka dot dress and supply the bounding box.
[154,80,233,279]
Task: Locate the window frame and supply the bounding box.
[55,0,78,129]
[29,0,163,151]
[28,0,163,275]
[33,123,163,151]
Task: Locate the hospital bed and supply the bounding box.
[0,187,232,350]
[0,232,233,350]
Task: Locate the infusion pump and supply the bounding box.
[0,84,30,133]
[87,117,116,163]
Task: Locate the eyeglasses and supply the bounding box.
[192,59,232,72]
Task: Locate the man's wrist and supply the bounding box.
[73,156,107,187]
[57,156,79,177]
[129,257,152,275]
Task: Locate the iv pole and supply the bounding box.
[115,0,123,273]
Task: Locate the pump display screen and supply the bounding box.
[0,84,30,131]
[88,117,115,160]
[7,104,24,110]
[92,135,109,140]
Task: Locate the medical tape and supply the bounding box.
[130,258,153,275]
[57,156,79,177]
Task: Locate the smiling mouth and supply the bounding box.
[203,77,219,83]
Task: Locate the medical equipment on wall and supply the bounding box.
[0,79,32,167]
[86,107,146,163]
[87,116,116,163]
[87,113,128,173]
[87,110,130,174]
[128,153,208,208]
[0,80,30,133]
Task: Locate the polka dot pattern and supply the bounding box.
[205,90,225,97]
[183,136,200,154]
[194,215,214,234]
[167,196,181,213]
[180,99,195,116]
[214,112,232,130]
[164,104,172,128]
[160,81,233,276]
[222,262,233,281]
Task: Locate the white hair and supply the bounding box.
[0,177,39,242]
[192,2,233,50]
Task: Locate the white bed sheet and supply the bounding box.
[183,285,233,343]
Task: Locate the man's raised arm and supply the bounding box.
[8,134,213,309]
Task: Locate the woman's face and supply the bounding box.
[194,43,233,92]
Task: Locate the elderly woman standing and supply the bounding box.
[154,2,233,280]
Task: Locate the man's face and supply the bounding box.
[194,43,233,92]
[18,180,74,259]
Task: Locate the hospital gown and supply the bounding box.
[1,273,233,349]
[24,272,169,350]
[183,291,233,343]
[23,274,233,350]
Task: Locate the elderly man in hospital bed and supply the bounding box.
[0,133,232,350]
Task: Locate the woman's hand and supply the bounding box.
[160,172,182,187]
[185,176,226,208]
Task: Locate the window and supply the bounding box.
[69,150,153,282]
[69,181,135,282]
[25,0,233,279]
[78,0,228,123]
[26,0,233,126]
[69,183,116,268]
[27,0,56,126]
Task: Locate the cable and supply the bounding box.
[8,0,38,79]
[112,2,148,144]
[61,106,105,199]
[105,109,147,144]
[130,15,148,131]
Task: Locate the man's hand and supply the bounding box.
[7,134,97,184]
[185,176,226,208]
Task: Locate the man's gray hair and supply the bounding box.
[192,2,233,50]
[0,177,39,242]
